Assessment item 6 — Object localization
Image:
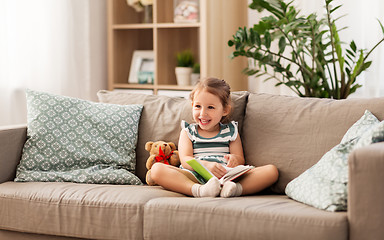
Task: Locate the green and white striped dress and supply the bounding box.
[180,120,238,184]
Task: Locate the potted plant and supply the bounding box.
[175,49,194,86]
[228,0,384,99]
[191,63,200,86]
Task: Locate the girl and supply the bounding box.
[151,77,278,197]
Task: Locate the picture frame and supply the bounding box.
[128,50,154,84]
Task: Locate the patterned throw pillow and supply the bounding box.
[15,89,143,185]
[340,110,380,144]
[285,110,383,211]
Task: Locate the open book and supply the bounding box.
[186,159,254,185]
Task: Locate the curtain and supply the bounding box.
[0,0,107,126]
[247,0,384,98]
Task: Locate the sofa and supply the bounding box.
[1,90,384,240]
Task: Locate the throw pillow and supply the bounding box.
[285,110,382,211]
[15,89,143,185]
[340,110,379,144]
[354,119,384,148]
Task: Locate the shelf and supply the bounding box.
[111,29,153,85]
[157,85,194,90]
[113,24,154,29]
[157,27,199,86]
[107,0,248,93]
[113,83,154,89]
[113,23,200,30]
[113,83,194,91]
[156,23,200,28]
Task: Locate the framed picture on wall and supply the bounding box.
[128,50,154,84]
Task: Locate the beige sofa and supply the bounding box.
[1,91,384,240]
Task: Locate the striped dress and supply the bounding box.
[180,120,238,183]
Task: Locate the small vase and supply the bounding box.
[142,5,153,23]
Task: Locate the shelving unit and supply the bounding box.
[107,0,248,94]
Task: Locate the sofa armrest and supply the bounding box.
[0,125,27,183]
[348,141,384,240]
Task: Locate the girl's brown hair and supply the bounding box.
[190,77,232,123]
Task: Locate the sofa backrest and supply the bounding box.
[0,125,27,183]
[242,93,384,193]
[97,90,249,183]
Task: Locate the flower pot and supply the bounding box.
[191,73,200,86]
[175,67,192,86]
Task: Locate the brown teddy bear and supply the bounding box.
[145,141,180,185]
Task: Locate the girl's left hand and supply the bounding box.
[224,154,242,168]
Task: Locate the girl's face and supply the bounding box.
[192,90,229,133]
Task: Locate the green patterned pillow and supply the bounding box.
[285,110,384,211]
[15,89,143,185]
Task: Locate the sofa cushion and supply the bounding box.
[143,195,348,240]
[0,229,83,240]
[242,93,384,194]
[15,90,143,185]
[97,90,249,182]
[0,182,185,239]
[285,112,384,211]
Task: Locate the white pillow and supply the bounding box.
[285,110,383,211]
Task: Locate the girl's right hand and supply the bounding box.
[201,161,227,179]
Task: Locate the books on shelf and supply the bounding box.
[186,159,254,185]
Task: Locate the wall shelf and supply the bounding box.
[107,0,248,95]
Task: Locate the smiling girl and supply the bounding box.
[151,77,278,197]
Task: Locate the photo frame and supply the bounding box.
[128,50,154,84]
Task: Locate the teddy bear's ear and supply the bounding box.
[145,142,154,151]
[168,142,176,151]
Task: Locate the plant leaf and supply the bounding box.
[350,40,357,52]
[330,5,342,14]
[278,36,286,53]
[264,31,272,49]
[351,50,364,80]
[378,18,384,35]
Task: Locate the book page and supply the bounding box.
[219,165,254,184]
[187,159,254,185]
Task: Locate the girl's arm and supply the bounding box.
[178,129,195,171]
[225,134,245,167]
[178,129,227,178]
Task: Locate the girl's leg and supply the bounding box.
[221,164,279,197]
[150,163,221,197]
[239,164,279,195]
[150,163,196,195]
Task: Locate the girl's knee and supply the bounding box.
[150,163,166,181]
[266,164,279,182]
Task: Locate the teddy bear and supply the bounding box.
[145,141,180,186]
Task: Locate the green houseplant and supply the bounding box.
[176,49,194,68]
[191,63,200,85]
[175,49,195,86]
[228,0,384,99]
